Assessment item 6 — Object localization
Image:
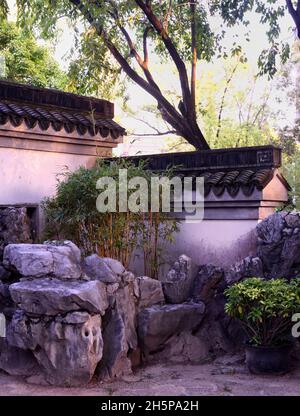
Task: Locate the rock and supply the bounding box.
[122,271,135,284]
[138,302,205,355]
[0,338,39,376]
[26,374,49,386]
[8,310,103,386]
[275,234,300,277]
[114,284,137,350]
[102,258,125,275]
[82,254,120,283]
[0,207,32,259]
[96,309,132,380]
[0,265,11,282]
[192,264,224,303]
[106,283,119,296]
[136,276,165,311]
[0,281,12,310]
[283,228,293,236]
[256,212,285,244]
[3,242,82,279]
[147,332,209,363]
[160,255,197,304]
[225,256,263,284]
[195,293,246,355]
[285,212,300,228]
[256,212,300,278]
[97,277,138,380]
[60,311,90,324]
[9,278,108,316]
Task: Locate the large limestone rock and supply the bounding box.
[8,310,103,386]
[97,276,138,380]
[225,256,263,285]
[257,211,300,278]
[97,309,132,380]
[0,338,39,376]
[136,276,165,311]
[192,264,224,303]
[102,258,125,275]
[195,293,246,355]
[3,241,82,279]
[138,302,205,355]
[114,283,138,351]
[9,278,108,316]
[146,332,209,363]
[82,254,120,283]
[160,255,197,304]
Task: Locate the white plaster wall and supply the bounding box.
[169,220,258,267]
[130,219,258,277]
[0,148,96,205]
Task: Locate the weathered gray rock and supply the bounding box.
[285,212,300,228]
[192,264,224,303]
[147,332,209,363]
[114,283,138,351]
[97,275,138,380]
[82,254,120,283]
[256,211,300,278]
[256,212,285,245]
[225,256,263,284]
[195,293,246,355]
[96,309,132,380]
[102,258,125,275]
[138,302,205,355]
[9,278,108,316]
[8,310,103,386]
[160,255,197,304]
[3,241,82,279]
[136,276,165,311]
[276,234,300,277]
[60,311,91,324]
[0,338,39,376]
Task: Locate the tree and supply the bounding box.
[164,55,281,151]
[212,1,300,76]
[0,20,67,88]
[3,1,299,149]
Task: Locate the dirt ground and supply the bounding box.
[0,355,300,396]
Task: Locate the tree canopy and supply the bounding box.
[1,1,299,149]
[0,19,67,88]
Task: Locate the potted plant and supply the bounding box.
[225,277,300,375]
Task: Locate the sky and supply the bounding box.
[6,0,298,155]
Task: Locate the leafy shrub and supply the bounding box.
[42,159,179,278]
[225,277,300,346]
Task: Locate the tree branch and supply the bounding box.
[69,0,208,149]
[190,0,197,114]
[286,0,300,38]
[132,130,177,136]
[143,26,152,64]
[135,0,193,114]
[163,0,173,33]
[216,61,239,139]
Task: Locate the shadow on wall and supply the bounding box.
[130,223,258,279]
